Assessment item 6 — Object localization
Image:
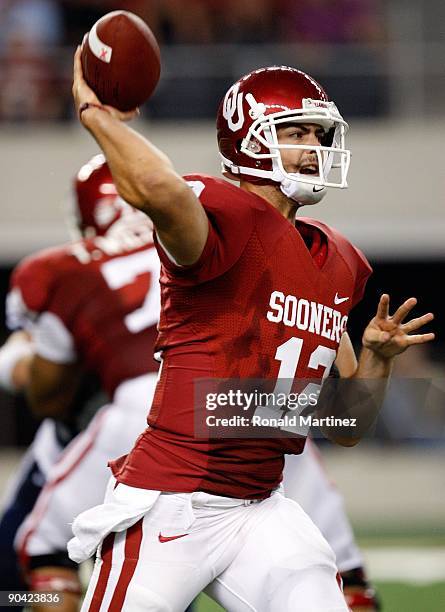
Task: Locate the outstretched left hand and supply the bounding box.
[362,294,434,360]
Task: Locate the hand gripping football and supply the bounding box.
[81,10,161,111]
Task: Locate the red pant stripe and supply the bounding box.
[88,532,115,612]
[108,519,144,611]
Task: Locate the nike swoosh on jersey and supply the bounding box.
[158,532,189,543]
[312,185,325,193]
[334,293,350,305]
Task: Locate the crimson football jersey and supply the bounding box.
[111,175,372,499]
[7,220,160,396]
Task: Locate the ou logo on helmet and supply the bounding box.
[222,83,245,132]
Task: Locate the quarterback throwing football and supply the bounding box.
[70,50,434,611]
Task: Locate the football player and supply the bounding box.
[0,158,378,612]
[0,332,64,605]
[71,53,434,610]
[1,155,160,612]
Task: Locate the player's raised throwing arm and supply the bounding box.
[72,48,208,265]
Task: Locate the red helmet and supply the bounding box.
[71,154,128,237]
[217,66,350,205]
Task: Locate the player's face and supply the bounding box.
[276,123,324,177]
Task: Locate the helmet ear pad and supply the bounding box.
[220,136,272,184]
[239,136,275,182]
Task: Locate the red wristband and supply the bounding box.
[79,102,110,121]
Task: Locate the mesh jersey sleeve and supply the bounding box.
[154,175,256,285]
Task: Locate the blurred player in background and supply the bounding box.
[70,53,434,611]
[0,331,69,602]
[0,329,103,607]
[0,154,160,611]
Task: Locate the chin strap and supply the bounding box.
[279,175,327,205]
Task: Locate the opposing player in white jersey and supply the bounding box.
[4,155,160,611]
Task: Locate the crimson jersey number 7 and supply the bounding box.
[100,248,160,333]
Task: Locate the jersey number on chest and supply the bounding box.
[253,337,336,434]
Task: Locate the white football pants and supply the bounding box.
[283,440,363,572]
[79,483,349,612]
